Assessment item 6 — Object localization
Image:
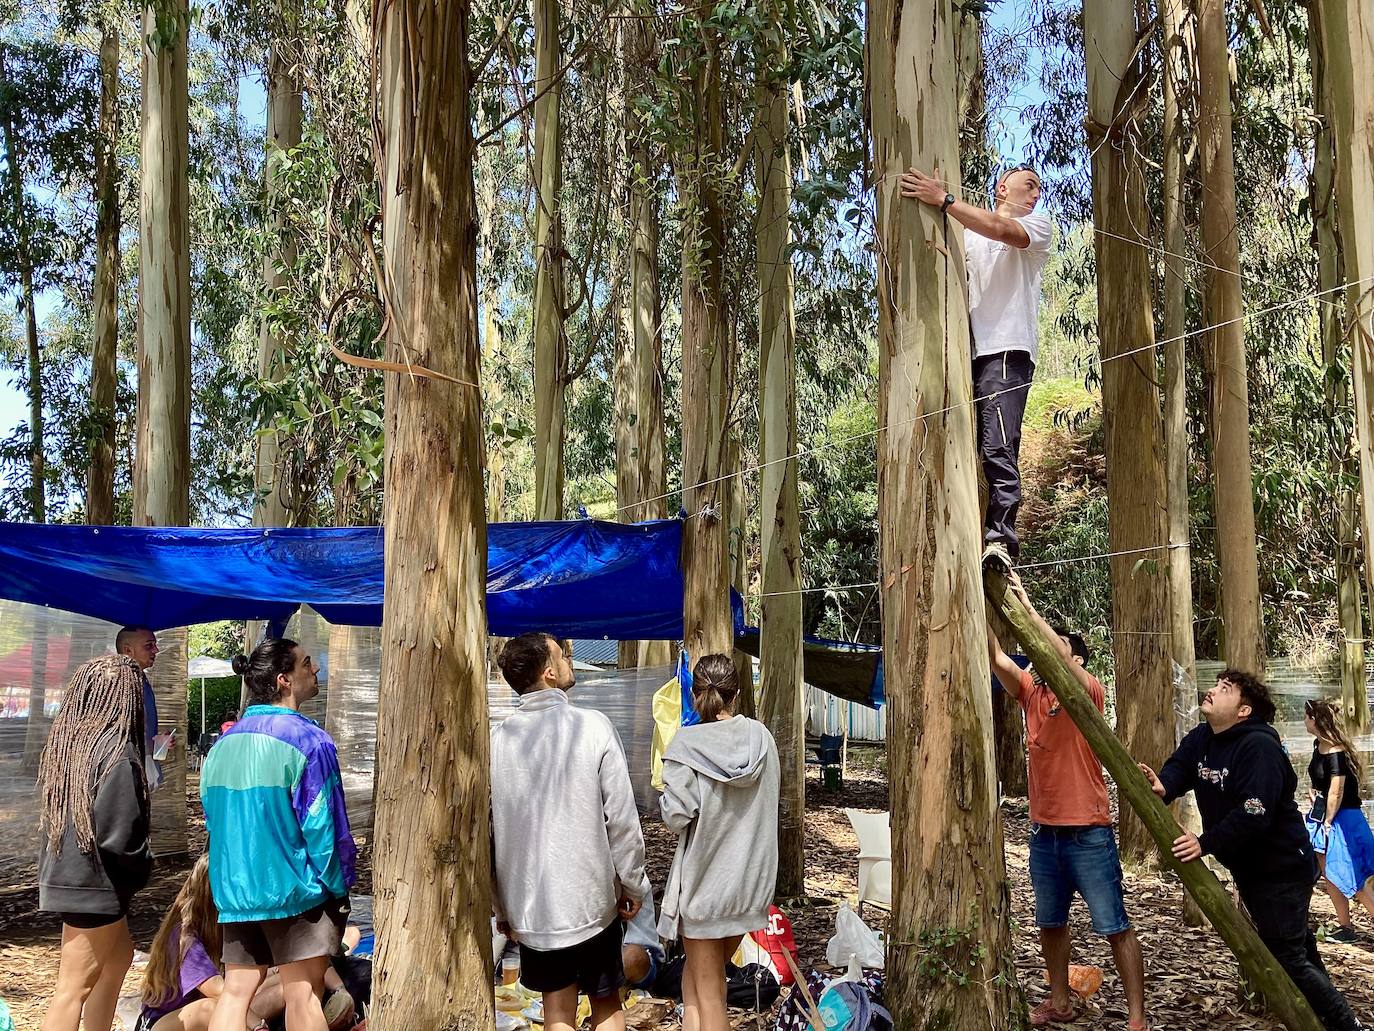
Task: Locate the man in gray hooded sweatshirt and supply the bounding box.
[491,632,650,1031]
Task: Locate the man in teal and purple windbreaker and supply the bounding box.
[201,638,356,1031]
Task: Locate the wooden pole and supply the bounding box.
[985,568,1322,1031]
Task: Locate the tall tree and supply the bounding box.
[868,0,1023,1023]
[253,32,304,529]
[1314,0,1374,733]
[136,0,191,860]
[755,0,805,898]
[0,45,44,522]
[86,22,120,526]
[370,1,494,1024]
[532,0,568,520]
[1083,0,1174,864]
[1197,0,1264,673]
[678,3,733,663]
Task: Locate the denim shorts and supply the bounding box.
[1028,823,1131,936]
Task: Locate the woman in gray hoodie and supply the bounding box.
[659,653,780,1031]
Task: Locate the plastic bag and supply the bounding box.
[825,904,884,970]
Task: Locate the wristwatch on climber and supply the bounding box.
[940,193,956,213]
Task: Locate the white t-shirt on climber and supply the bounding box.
[964,211,1054,363]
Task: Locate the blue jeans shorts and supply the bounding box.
[1028,823,1131,936]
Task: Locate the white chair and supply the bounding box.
[845,808,892,916]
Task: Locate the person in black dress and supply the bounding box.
[1304,699,1374,942]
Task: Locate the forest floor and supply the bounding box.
[3,747,1373,1029]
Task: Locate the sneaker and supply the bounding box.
[1328,925,1358,943]
[982,541,1013,572]
[1029,1000,1076,1027]
[323,988,355,1030]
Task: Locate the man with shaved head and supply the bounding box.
[900,162,1054,570]
[116,625,162,789]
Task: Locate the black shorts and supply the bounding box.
[58,909,126,929]
[519,919,625,998]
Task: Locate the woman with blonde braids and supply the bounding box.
[38,654,154,1031]
[1303,698,1374,941]
[658,654,780,1031]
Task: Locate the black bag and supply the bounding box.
[725,962,781,1010]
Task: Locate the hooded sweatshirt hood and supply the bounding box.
[663,715,770,784]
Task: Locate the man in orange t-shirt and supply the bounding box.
[988,571,1147,1030]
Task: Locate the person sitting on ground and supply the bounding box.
[986,572,1148,1030]
[1303,698,1374,942]
[200,639,357,1031]
[116,624,164,790]
[137,855,354,1031]
[621,890,665,994]
[38,655,155,1031]
[1140,671,1364,1031]
[899,163,1053,569]
[658,654,780,1031]
[490,632,649,1031]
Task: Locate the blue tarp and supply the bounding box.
[0,519,699,639]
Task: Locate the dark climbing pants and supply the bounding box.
[1239,877,1361,1031]
[973,350,1034,558]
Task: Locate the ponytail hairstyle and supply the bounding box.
[142,853,221,1009]
[38,655,146,856]
[691,654,740,723]
[1305,698,1364,779]
[232,638,301,705]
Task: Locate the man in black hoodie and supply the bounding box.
[1139,669,1363,1031]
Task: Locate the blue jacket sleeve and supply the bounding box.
[293,739,357,895]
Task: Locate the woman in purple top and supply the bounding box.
[138,857,354,1031]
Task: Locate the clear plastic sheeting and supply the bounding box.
[0,601,190,892]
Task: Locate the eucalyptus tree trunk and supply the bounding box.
[136,0,192,859]
[869,0,1023,1023]
[1161,0,1205,922]
[1315,0,1374,733]
[624,14,671,667]
[253,39,303,529]
[532,0,567,520]
[1197,0,1265,673]
[477,119,507,525]
[87,23,120,526]
[756,17,805,896]
[1084,0,1175,866]
[1,47,44,522]
[678,6,733,664]
[727,431,754,715]
[371,2,495,1024]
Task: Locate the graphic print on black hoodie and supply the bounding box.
[1158,716,1315,888]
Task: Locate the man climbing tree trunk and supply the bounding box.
[1316,0,1374,733]
[136,0,191,859]
[253,32,303,529]
[532,0,567,520]
[370,2,495,1024]
[756,4,805,898]
[87,22,120,526]
[1083,0,1175,865]
[868,0,1024,1023]
[1,46,44,522]
[1197,0,1265,674]
[678,2,733,664]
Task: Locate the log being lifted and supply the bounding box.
[984,568,1323,1031]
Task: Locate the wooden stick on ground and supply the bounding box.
[983,568,1324,1031]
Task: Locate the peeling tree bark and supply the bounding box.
[756,11,805,897]
[532,0,567,521]
[1084,0,1175,866]
[678,5,733,664]
[370,2,495,1025]
[254,36,303,530]
[868,0,1023,1023]
[87,23,120,526]
[1197,0,1265,673]
[1316,0,1374,734]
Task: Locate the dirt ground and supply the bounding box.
[3,747,1373,1029]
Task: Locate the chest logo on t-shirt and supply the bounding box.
[1243,798,1266,816]
[1197,762,1229,788]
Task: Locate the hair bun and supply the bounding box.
[231,654,250,676]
